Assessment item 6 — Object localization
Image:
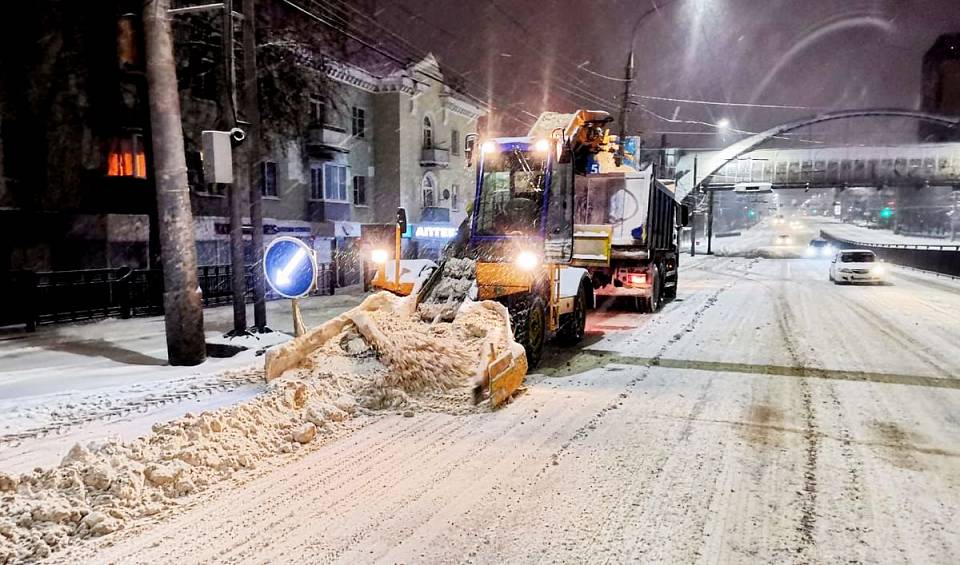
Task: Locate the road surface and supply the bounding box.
[50,257,960,564]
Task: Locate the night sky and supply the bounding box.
[373,0,960,146]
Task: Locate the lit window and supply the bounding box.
[422,116,433,149]
[107,134,147,178]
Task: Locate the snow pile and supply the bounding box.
[0,292,517,564]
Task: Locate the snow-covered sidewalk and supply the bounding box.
[0,288,366,473]
[820,222,960,247]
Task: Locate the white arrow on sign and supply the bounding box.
[274,247,308,286]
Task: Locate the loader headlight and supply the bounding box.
[534,138,551,153]
[515,250,540,271]
[481,141,497,154]
[371,248,389,264]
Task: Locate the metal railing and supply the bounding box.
[1,263,336,330]
[820,232,960,277]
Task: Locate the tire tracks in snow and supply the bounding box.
[453,260,758,563]
[773,271,870,562]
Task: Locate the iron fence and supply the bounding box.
[1,263,336,330]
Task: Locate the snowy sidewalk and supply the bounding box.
[820,222,960,247]
[0,287,366,472]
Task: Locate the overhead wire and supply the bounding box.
[279,0,535,129]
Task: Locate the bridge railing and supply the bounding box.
[819,232,960,277]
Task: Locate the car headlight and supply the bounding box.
[804,248,815,257]
[822,246,834,256]
[872,265,886,275]
[515,250,540,271]
[371,248,389,263]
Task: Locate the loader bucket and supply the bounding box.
[479,342,528,409]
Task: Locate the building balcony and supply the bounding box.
[420,147,450,168]
[306,123,350,157]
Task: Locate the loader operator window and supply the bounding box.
[475,149,547,237]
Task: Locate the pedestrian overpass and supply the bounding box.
[673,109,960,197]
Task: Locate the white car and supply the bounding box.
[829,250,887,284]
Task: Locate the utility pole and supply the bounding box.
[690,156,697,257]
[616,50,635,165]
[222,0,248,336]
[143,0,206,365]
[706,187,715,255]
[242,0,268,331]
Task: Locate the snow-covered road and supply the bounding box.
[47,257,960,564]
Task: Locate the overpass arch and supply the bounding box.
[674,109,960,198]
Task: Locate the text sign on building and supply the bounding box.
[264,237,317,298]
[414,225,457,239]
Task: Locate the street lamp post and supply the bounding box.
[616,0,686,162]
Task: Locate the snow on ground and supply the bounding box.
[712,218,822,258]
[0,288,365,473]
[39,255,960,565]
[820,222,960,247]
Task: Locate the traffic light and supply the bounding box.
[880,207,893,219]
[748,209,756,218]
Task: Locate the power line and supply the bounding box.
[279,0,534,129]
[633,94,817,111]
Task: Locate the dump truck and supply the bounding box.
[409,110,689,370]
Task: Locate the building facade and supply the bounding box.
[0,2,484,286]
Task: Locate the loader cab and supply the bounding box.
[470,137,575,264]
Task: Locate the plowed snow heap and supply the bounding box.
[0,292,523,564]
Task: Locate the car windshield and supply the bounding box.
[474,148,548,236]
[810,240,827,247]
[841,252,876,263]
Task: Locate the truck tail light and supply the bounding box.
[627,273,646,286]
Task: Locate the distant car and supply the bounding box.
[789,220,803,230]
[772,215,785,226]
[775,233,793,245]
[804,238,835,258]
[829,250,886,284]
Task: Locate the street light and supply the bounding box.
[617,0,688,163]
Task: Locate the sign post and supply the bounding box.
[263,237,317,337]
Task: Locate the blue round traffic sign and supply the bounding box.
[263,237,317,298]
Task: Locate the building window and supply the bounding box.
[186,150,205,191]
[451,129,460,156]
[310,98,326,125]
[352,107,366,138]
[422,116,433,149]
[451,183,460,211]
[106,134,147,178]
[312,163,348,201]
[421,173,436,208]
[260,161,278,197]
[353,176,367,206]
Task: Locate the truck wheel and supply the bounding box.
[513,296,546,368]
[558,281,589,346]
[644,264,663,313]
[663,268,678,301]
